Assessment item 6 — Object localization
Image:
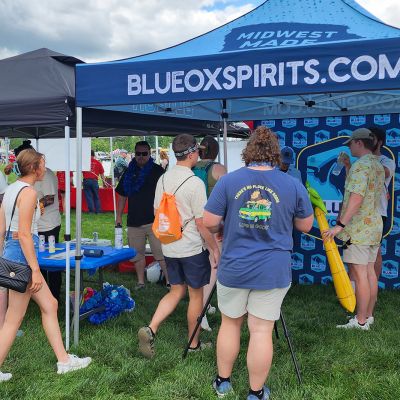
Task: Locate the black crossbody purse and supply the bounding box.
[0,187,32,293]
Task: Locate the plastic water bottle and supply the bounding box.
[39,235,46,252]
[115,224,123,249]
[48,235,56,253]
[332,152,346,176]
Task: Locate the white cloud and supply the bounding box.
[357,0,400,28]
[0,0,256,61]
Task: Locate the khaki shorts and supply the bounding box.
[127,224,164,262]
[217,281,290,321]
[343,244,380,265]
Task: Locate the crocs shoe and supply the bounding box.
[246,386,270,400]
[212,379,233,398]
[0,371,12,382]
[138,326,155,359]
[201,314,212,332]
[207,304,217,315]
[57,354,92,374]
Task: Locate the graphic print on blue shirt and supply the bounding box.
[238,186,275,230]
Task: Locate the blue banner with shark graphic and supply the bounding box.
[255,113,400,290]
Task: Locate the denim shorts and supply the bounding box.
[165,249,211,289]
[3,235,39,264]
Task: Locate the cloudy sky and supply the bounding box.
[1,0,399,62]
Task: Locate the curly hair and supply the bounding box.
[242,126,281,166]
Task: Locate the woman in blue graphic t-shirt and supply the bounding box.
[204,126,313,400]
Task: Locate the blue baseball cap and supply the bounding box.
[281,146,295,164]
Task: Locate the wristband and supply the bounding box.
[336,220,346,228]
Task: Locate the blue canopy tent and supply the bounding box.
[76,0,400,121]
[74,0,400,344]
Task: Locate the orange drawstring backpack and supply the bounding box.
[152,176,194,244]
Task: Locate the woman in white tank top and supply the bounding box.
[0,149,91,382]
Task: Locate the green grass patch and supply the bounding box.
[1,212,400,399]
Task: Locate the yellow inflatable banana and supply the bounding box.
[306,183,356,313]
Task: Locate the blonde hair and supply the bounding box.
[242,126,281,167]
[159,150,169,160]
[16,149,44,177]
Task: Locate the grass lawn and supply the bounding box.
[1,211,400,400]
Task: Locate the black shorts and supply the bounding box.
[381,216,387,243]
[165,249,211,289]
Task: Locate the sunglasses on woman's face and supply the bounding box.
[135,151,149,157]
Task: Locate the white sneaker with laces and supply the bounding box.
[57,354,92,374]
[366,316,374,326]
[336,317,369,331]
[0,371,12,382]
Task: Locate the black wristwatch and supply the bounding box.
[336,220,346,228]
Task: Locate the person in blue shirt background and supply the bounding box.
[280,146,302,183]
[203,127,313,400]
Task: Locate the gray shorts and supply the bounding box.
[0,286,7,292]
[343,244,380,265]
[127,224,164,262]
[217,281,291,321]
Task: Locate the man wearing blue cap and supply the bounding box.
[280,146,302,183]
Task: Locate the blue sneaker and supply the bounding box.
[246,386,270,400]
[212,379,233,398]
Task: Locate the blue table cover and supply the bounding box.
[38,243,136,272]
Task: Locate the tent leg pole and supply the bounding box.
[222,99,228,169]
[110,137,116,222]
[217,132,221,164]
[5,137,9,183]
[74,107,83,347]
[155,135,159,163]
[64,125,71,351]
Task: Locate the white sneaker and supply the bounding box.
[201,314,212,331]
[366,316,374,326]
[57,354,92,374]
[336,317,369,331]
[207,305,216,315]
[0,371,12,382]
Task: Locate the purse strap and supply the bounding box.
[5,186,28,241]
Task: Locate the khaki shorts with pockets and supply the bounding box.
[343,244,380,265]
[217,281,290,321]
[127,224,164,262]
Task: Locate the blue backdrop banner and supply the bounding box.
[255,113,400,290]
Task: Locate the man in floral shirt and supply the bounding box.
[324,128,384,330]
